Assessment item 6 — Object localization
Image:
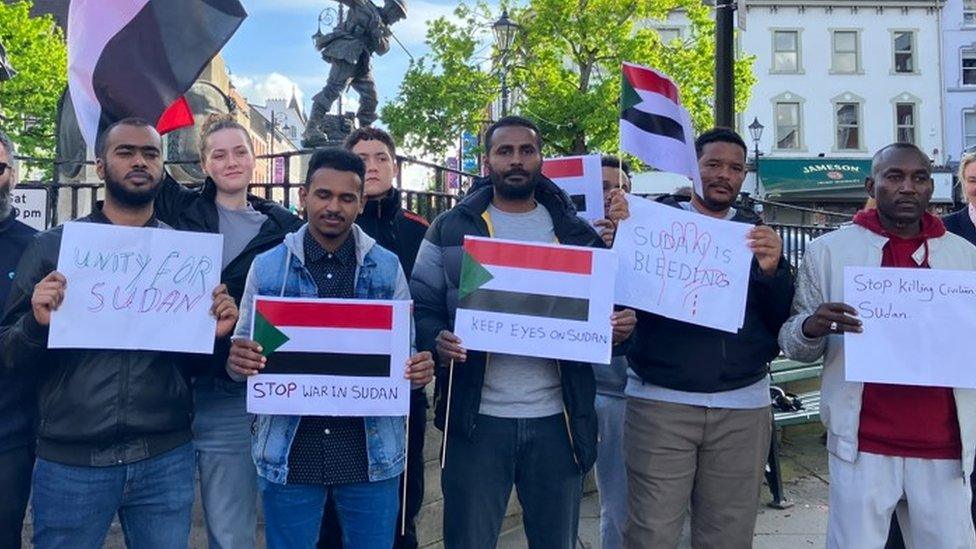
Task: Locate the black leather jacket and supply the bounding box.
[0,211,202,466]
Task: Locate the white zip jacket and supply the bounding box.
[779,223,976,478]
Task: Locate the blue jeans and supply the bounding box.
[595,394,628,549]
[441,414,583,549]
[259,476,400,549]
[193,379,258,549]
[31,443,194,549]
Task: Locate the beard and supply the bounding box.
[490,167,540,200]
[0,183,11,220]
[104,169,161,207]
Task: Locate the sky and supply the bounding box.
[222,0,500,118]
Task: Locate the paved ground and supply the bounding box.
[24,425,830,548]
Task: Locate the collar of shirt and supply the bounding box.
[303,230,356,266]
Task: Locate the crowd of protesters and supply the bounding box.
[1,113,975,549]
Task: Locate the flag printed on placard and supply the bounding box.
[619,62,702,195]
[247,297,411,417]
[454,236,617,364]
[543,154,605,224]
[67,0,247,148]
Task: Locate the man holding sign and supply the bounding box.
[411,116,636,548]
[226,148,433,548]
[779,143,976,547]
[609,128,794,548]
[0,119,239,548]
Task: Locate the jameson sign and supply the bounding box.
[760,158,871,195]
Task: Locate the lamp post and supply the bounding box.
[748,117,764,195]
[492,10,519,117]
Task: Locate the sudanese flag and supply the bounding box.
[67,0,247,148]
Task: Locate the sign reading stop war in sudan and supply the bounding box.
[48,222,222,353]
[247,297,411,416]
[453,236,616,364]
[612,195,753,333]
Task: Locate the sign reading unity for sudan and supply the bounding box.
[454,236,616,364]
[48,222,223,353]
[612,195,753,333]
[543,155,605,224]
[246,297,411,417]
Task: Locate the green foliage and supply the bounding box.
[381,0,756,157]
[0,1,67,173]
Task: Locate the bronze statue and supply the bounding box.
[303,0,407,146]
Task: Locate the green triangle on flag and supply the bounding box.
[459,250,494,300]
[621,70,641,113]
[253,310,290,356]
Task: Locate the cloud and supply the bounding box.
[230,72,307,105]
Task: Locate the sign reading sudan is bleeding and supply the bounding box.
[454,236,617,364]
[246,297,411,417]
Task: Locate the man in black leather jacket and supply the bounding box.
[0,119,238,548]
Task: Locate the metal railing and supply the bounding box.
[768,223,837,268]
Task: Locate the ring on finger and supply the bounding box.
[829,321,839,332]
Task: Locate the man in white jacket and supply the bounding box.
[779,142,976,548]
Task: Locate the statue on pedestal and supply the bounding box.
[303,0,407,147]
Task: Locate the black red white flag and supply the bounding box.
[67,0,246,148]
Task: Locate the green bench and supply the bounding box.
[765,357,823,508]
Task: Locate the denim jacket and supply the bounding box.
[233,223,411,484]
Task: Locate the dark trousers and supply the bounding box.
[318,389,428,549]
[441,414,583,549]
[0,445,33,549]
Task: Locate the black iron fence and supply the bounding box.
[768,223,837,268]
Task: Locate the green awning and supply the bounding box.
[759,158,871,198]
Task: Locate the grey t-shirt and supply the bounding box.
[216,202,267,270]
[478,203,565,418]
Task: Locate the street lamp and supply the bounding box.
[492,10,519,117]
[748,117,764,196]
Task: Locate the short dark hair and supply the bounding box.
[871,142,931,178]
[343,126,398,159]
[304,148,366,192]
[600,155,632,177]
[484,116,542,152]
[695,127,747,160]
[95,117,155,160]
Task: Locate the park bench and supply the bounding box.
[765,357,823,508]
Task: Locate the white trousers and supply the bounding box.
[828,451,975,549]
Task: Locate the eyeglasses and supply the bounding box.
[0,162,8,175]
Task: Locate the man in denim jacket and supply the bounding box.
[227,148,434,548]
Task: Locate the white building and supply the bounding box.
[941,0,976,164]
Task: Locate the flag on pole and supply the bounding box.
[542,154,605,224]
[67,0,247,149]
[247,297,412,416]
[454,236,616,364]
[619,62,702,194]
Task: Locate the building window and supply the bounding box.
[965,0,975,25]
[775,102,801,149]
[832,31,859,73]
[772,30,799,72]
[964,51,976,86]
[895,103,917,144]
[893,31,915,73]
[836,102,861,150]
[658,27,681,44]
[966,112,976,149]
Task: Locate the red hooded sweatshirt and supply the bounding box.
[852,209,961,459]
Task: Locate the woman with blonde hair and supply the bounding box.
[942,152,976,241]
[154,114,303,549]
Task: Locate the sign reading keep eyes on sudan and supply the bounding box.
[454,236,616,364]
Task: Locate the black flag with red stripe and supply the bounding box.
[68,0,246,148]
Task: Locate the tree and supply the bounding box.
[381,0,756,157]
[0,1,67,171]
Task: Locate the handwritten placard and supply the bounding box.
[246,297,411,416]
[844,266,976,388]
[612,195,753,333]
[48,222,222,353]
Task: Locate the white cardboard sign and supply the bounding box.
[48,222,222,354]
[543,154,606,224]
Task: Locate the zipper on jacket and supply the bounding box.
[556,361,581,470]
[116,354,130,463]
